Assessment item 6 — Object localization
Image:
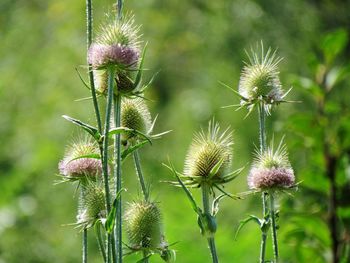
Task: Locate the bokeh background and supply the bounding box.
[0,0,349,262]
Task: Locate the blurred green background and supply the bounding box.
[1,0,349,262]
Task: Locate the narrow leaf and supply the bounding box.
[62,115,101,140]
[234,215,261,240]
[212,194,226,216]
[121,141,148,161]
[164,162,201,215]
[67,153,101,163]
[208,159,224,179]
[105,189,125,233]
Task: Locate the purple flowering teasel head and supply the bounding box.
[88,15,141,69]
[248,139,295,191]
[59,139,102,180]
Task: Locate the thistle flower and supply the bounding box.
[77,183,106,228]
[183,121,234,187]
[248,140,295,191]
[124,201,163,250]
[88,15,140,69]
[120,97,152,144]
[58,139,102,179]
[238,43,289,113]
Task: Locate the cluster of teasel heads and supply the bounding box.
[166,43,297,263]
[57,1,297,262]
[58,2,173,263]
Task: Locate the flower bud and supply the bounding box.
[121,97,152,143]
[248,141,295,191]
[77,184,106,228]
[239,44,284,106]
[59,139,102,179]
[124,201,163,250]
[183,121,233,187]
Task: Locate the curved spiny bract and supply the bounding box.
[183,120,233,188]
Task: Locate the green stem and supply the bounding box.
[95,223,107,262]
[82,185,88,263]
[258,102,266,152]
[86,0,102,134]
[202,183,219,263]
[113,94,123,263]
[143,251,149,263]
[258,102,269,263]
[270,193,279,262]
[132,148,149,201]
[83,229,87,263]
[102,65,115,263]
[116,0,123,21]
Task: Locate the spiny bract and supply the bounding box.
[58,139,102,179]
[121,97,152,143]
[248,140,295,191]
[88,15,140,69]
[183,121,233,187]
[238,43,284,107]
[124,201,163,250]
[77,183,106,228]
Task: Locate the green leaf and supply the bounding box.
[62,115,101,141]
[108,127,152,145]
[234,215,261,240]
[67,153,101,163]
[133,43,148,89]
[121,140,148,161]
[212,194,226,216]
[94,219,107,262]
[75,67,90,90]
[136,254,152,263]
[321,29,348,64]
[105,188,125,233]
[164,162,201,215]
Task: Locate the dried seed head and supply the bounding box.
[77,183,106,228]
[248,140,295,190]
[124,201,163,250]
[121,97,152,143]
[183,120,233,187]
[239,43,284,106]
[88,15,140,69]
[58,139,102,179]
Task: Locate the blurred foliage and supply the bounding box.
[0,0,349,262]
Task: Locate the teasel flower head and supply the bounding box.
[183,120,234,188]
[238,43,290,114]
[248,139,295,191]
[124,201,164,251]
[77,182,106,229]
[121,97,152,144]
[88,15,141,70]
[58,139,102,180]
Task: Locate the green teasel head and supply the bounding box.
[93,69,136,96]
[248,139,295,191]
[124,201,163,250]
[58,138,102,180]
[121,97,152,144]
[88,14,141,69]
[77,182,106,229]
[238,43,287,112]
[183,120,233,187]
